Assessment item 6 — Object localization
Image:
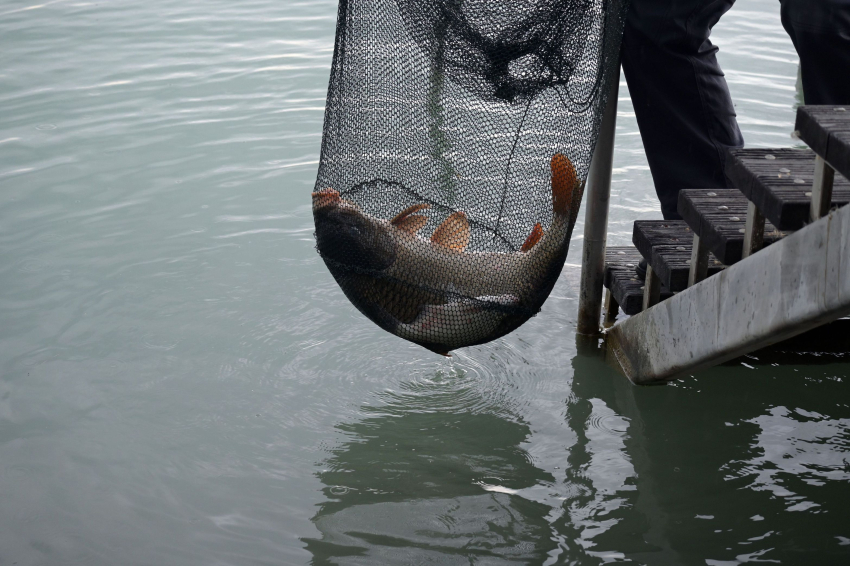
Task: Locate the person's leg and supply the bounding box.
[780,0,850,104]
[621,0,744,220]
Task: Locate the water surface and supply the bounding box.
[1,0,848,564]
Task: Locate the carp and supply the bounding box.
[313,154,582,355]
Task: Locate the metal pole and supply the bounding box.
[810,156,835,222]
[742,201,765,259]
[577,68,619,335]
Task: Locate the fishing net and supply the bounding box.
[313,0,628,354]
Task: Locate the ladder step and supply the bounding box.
[725,148,850,230]
[608,199,850,384]
[796,105,850,182]
[632,221,724,292]
[677,189,788,265]
[631,220,691,259]
[604,247,672,315]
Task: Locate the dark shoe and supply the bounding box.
[635,258,647,281]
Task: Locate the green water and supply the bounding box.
[1,0,848,563]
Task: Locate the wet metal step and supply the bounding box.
[604,247,672,316]
[725,148,850,231]
[632,220,724,292]
[677,189,787,265]
[796,105,850,182]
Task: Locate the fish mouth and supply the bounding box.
[313,193,397,273]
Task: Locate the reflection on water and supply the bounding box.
[305,346,850,564]
[303,368,557,563]
[569,342,850,563]
[305,408,555,563]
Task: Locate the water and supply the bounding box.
[1,0,848,563]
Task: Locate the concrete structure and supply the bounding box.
[607,201,850,384]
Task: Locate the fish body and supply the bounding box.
[395,294,521,352]
[313,154,582,354]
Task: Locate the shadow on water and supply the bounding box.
[304,340,850,565]
[302,381,558,564]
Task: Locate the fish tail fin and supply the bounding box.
[521,222,544,252]
[551,153,577,218]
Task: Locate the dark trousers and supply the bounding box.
[780,0,850,105]
[622,0,850,220]
[621,0,743,220]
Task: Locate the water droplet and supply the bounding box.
[794,178,805,184]
[779,167,790,173]
[764,154,776,160]
[676,246,685,251]
[730,216,740,221]
[718,205,729,211]
[739,228,745,234]
[329,485,349,496]
[706,191,717,197]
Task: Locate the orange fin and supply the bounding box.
[551,153,577,217]
[431,211,470,252]
[394,214,428,234]
[521,223,544,252]
[391,203,430,234]
[391,203,430,225]
[311,188,340,210]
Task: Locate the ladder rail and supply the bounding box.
[577,68,619,335]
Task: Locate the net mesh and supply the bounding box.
[313,0,627,354]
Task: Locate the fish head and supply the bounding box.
[312,188,397,272]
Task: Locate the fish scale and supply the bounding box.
[314,154,582,354]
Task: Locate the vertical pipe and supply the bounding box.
[810,156,835,222]
[642,265,662,311]
[687,234,709,287]
[742,201,765,259]
[603,288,619,327]
[577,68,619,335]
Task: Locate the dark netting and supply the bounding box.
[313,0,628,355]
